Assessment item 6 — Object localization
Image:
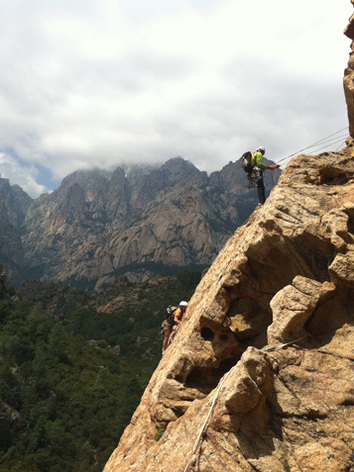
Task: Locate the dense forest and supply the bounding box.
[0,266,201,471]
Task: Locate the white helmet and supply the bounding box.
[179,301,188,307]
[256,146,266,154]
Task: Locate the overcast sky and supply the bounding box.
[0,0,351,197]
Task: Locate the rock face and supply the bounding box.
[344,0,354,137]
[20,157,277,289]
[0,178,32,285]
[103,146,354,472]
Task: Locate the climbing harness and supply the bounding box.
[181,336,305,472]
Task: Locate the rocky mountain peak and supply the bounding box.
[159,156,200,186]
[61,167,111,186]
[0,178,32,285]
[0,178,32,223]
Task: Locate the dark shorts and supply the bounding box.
[161,319,174,332]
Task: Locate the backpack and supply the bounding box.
[241,151,253,173]
[165,305,177,324]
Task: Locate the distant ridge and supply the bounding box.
[0,156,279,288]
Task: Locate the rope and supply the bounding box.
[279,135,348,163]
[335,140,347,152]
[192,370,231,453]
[182,369,232,472]
[276,127,348,164]
[180,336,304,471]
[263,336,305,352]
[275,127,349,166]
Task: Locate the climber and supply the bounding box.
[167,301,188,346]
[161,305,177,354]
[248,146,280,204]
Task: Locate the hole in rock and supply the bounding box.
[184,367,204,388]
[184,355,241,393]
[344,208,354,236]
[201,327,215,342]
[305,286,354,340]
[216,356,240,376]
[245,235,334,287]
[319,169,349,186]
[227,296,271,349]
[294,234,335,283]
[246,247,302,295]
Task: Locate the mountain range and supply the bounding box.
[0,156,279,289]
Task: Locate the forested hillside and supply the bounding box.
[0,266,199,471]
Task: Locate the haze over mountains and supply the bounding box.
[0,155,279,289]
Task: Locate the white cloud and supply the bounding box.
[0,152,49,197]
[0,0,351,195]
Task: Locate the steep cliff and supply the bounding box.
[0,178,32,285]
[103,144,354,472]
[344,0,354,137]
[21,157,277,289]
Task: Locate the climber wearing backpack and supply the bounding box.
[162,305,177,353]
[243,146,280,204]
[167,301,188,347]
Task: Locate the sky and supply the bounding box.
[0,0,351,197]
